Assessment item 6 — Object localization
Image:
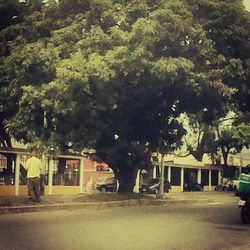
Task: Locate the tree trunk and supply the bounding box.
[0,120,12,148]
[114,165,139,194]
[211,152,216,165]
[192,151,203,162]
[221,146,229,168]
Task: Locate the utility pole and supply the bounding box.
[157,151,165,198]
[240,150,243,175]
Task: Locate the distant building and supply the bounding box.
[1,144,250,196]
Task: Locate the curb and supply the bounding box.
[0,198,216,215]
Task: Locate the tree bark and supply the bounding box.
[0,120,12,147]
[114,165,139,194]
[221,146,230,168]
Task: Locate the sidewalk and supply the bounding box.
[0,191,238,215]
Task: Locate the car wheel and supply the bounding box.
[101,187,107,192]
[241,206,250,224]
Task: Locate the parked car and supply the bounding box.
[139,178,171,194]
[96,176,117,192]
[215,177,234,192]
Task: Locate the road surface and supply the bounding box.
[0,196,249,250]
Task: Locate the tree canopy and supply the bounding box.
[1,0,250,192]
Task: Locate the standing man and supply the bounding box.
[25,151,42,202]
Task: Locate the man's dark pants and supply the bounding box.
[27,177,40,202]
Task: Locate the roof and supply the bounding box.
[0,147,28,155]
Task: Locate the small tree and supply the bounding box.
[180,113,218,162]
[216,123,250,177]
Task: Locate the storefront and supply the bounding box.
[0,148,113,196]
[147,157,223,193]
[0,148,226,196]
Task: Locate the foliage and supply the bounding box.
[176,0,250,165]
[180,113,217,162]
[188,0,250,114]
[182,112,250,167]
[1,0,249,192]
[216,124,249,167]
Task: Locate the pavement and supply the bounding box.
[0,191,239,215]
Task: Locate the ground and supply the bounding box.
[0,193,249,250]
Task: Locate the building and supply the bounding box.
[147,153,223,193]
[1,146,250,196]
[0,147,113,196]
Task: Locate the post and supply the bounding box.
[153,165,157,178]
[240,150,243,175]
[181,168,184,192]
[79,157,84,193]
[48,157,54,195]
[134,169,140,193]
[168,166,171,183]
[209,169,212,191]
[157,152,164,198]
[41,154,46,175]
[218,170,222,184]
[197,169,201,184]
[15,154,21,196]
[40,154,47,196]
[160,158,164,197]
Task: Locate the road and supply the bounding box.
[0,196,249,250]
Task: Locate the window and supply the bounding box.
[52,159,80,186]
[201,169,209,186]
[171,167,181,186]
[211,170,219,186]
[164,166,169,180]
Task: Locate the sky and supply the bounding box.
[244,0,250,11]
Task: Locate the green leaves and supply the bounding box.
[56,52,88,82]
[150,57,194,80]
[87,53,115,82]
[78,25,112,55]
[90,0,113,16]
[3,41,58,86]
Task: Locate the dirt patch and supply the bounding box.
[0,193,156,207]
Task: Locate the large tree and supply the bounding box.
[0,0,62,177]
[172,0,250,166]
[2,0,249,192]
[187,0,250,110]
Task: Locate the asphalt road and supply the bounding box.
[0,198,249,250]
